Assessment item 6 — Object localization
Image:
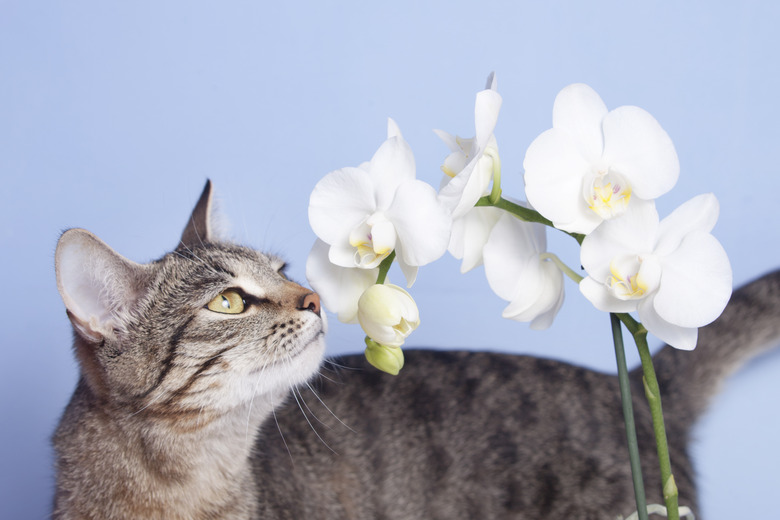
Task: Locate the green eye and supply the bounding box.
[206,290,245,314]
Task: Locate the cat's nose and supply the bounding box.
[300,292,321,316]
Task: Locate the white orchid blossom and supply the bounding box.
[357,283,420,348]
[524,83,679,235]
[305,239,377,323]
[447,206,504,273]
[579,193,732,350]
[308,118,451,287]
[435,72,503,219]
[482,211,565,329]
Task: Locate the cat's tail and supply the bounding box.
[644,268,780,431]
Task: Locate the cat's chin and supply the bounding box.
[240,331,327,400]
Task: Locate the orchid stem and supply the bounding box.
[611,313,648,520]
[375,251,396,285]
[616,313,680,520]
[539,253,583,283]
[475,195,585,245]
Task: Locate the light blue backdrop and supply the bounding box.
[2,1,778,518]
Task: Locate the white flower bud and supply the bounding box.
[357,284,420,347]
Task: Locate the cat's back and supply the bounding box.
[254,350,643,520]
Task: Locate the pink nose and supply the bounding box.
[300,292,321,316]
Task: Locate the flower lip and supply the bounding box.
[607,254,661,301]
[584,167,632,220]
[349,213,397,268]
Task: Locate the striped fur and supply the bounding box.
[53,182,780,519]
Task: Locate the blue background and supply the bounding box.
[2,1,778,518]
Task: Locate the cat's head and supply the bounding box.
[55,181,326,422]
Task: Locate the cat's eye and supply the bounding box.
[206,290,246,314]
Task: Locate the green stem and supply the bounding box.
[610,313,648,520]
[375,251,396,285]
[616,313,680,520]
[539,253,583,283]
[475,195,585,245]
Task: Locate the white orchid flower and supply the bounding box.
[308,118,451,287]
[357,284,420,348]
[579,193,732,350]
[447,206,504,273]
[435,72,503,219]
[523,83,679,235]
[305,239,377,323]
[482,211,565,330]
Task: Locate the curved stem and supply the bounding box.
[539,252,583,283]
[616,313,680,520]
[375,251,396,285]
[611,313,648,520]
[475,195,585,245]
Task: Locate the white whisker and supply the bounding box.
[289,385,337,454]
[271,405,294,467]
[305,381,356,434]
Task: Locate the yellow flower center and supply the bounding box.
[606,254,661,301]
[349,213,396,268]
[584,168,632,220]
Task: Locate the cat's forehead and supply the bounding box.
[163,243,284,282]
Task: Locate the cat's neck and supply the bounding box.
[53,379,286,520]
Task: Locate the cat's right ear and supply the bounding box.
[55,229,150,343]
[179,180,215,250]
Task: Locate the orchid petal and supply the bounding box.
[482,213,540,302]
[552,83,608,162]
[580,200,658,282]
[308,167,376,246]
[448,206,503,273]
[369,131,416,209]
[395,256,419,288]
[655,193,720,257]
[441,150,469,179]
[654,231,732,328]
[386,180,452,266]
[523,128,601,234]
[528,262,566,330]
[475,88,502,148]
[306,240,377,323]
[638,295,699,350]
[367,216,397,256]
[387,117,403,139]
[328,241,360,269]
[601,106,679,200]
[433,129,459,151]
[579,276,638,313]
[503,260,564,328]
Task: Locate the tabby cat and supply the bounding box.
[53,181,780,519]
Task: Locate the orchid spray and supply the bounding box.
[306,73,731,520]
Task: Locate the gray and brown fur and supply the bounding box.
[53,181,780,519]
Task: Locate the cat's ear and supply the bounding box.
[55,229,150,343]
[179,180,215,250]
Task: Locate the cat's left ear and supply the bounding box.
[179,180,217,250]
[55,229,152,343]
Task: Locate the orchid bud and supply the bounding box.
[357,283,419,348]
[364,338,405,376]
